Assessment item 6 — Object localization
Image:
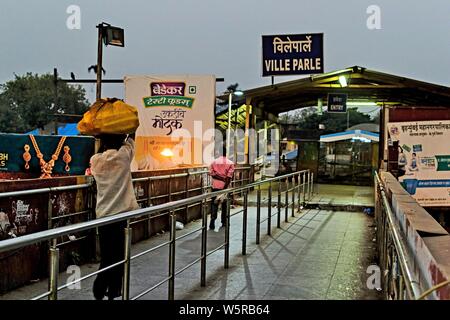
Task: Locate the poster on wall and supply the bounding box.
[387,120,450,206]
[124,75,216,170]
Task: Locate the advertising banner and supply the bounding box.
[262,33,324,77]
[0,134,94,176]
[124,75,216,170]
[387,120,450,206]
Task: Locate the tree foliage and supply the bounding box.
[0,73,89,133]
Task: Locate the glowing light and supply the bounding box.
[161,148,174,157]
[338,76,348,87]
[347,101,378,106]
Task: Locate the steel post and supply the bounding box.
[285,178,289,222]
[224,193,231,269]
[200,199,207,287]
[291,178,295,217]
[297,173,301,210]
[256,185,261,244]
[277,180,281,228]
[122,224,132,300]
[48,239,59,300]
[242,190,248,255]
[168,211,176,300]
[268,182,272,236]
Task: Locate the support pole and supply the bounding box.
[96,24,104,101]
[122,224,132,300]
[48,239,59,300]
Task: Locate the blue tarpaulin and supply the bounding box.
[26,123,79,136]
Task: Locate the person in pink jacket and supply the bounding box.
[209,145,235,230]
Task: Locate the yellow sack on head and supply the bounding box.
[77,98,140,135]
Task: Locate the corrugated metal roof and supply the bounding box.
[217,66,450,114]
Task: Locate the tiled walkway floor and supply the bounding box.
[1,205,381,300]
[310,184,374,207]
[236,183,374,208]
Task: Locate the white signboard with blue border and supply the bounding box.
[262,33,324,77]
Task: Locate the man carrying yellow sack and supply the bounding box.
[90,133,139,300]
[78,98,140,300]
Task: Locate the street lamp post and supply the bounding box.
[226,90,244,159]
[96,24,104,101]
[95,22,125,101]
[227,92,232,158]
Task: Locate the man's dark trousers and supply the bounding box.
[210,188,228,229]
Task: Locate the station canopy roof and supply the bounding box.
[218,66,450,116]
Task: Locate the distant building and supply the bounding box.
[347,123,380,133]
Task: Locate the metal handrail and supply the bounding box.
[0,183,92,199]
[0,170,310,253]
[0,167,251,199]
[0,167,247,228]
[374,171,422,300]
[0,168,313,300]
[1,169,211,245]
[0,171,208,199]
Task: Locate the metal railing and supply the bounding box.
[374,171,421,300]
[0,167,252,244]
[253,171,313,243]
[0,169,313,300]
[0,170,211,258]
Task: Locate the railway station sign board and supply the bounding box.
[262,33,324,76]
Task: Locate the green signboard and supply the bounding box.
[436,155,450,171]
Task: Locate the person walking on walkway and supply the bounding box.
[209,145,235,230]
[90,133,139,300]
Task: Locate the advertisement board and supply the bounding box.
[124,75,216,170]
[0,134,94,177]
[387,120,450,206]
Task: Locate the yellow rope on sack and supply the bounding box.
[417,279,450,300]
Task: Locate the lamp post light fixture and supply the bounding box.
[96,22,125,101]
[338,75,348,88]
[227,90,244,159]
[347,101,378,106]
